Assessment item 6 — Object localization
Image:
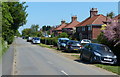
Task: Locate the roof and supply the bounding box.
[113,14,120,20]
[76,14,106,27]
[64,20,80,28]
[55,23,67,30]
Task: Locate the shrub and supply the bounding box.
[58,32,68,38]
[40,37,58,46]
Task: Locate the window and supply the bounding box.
[88,26,91,30]
[82,27,85,31]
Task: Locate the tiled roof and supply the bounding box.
[113,14,120,20]
[76,14,106,27]
[64,21,80,28]
[55,23,67,30]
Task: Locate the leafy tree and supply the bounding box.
[30,24,39,36]
[37,31,43,37]
[107,12,115,19]
[58,32,68,38]
[2,2,28,44]
[42,25,51,32]
[102,20,120,46]
[15,30,21,37]
[22,28,31,37]
[97,18,120,64]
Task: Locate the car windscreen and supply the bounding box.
[34,38,40,40]
[83,39,90,42]
[72,42,81,46]
[94,45,111,52]
[60,40,69,43]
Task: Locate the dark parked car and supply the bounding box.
[27,37,33,42]
[57,38,69,50]
[80,43,117,64]
[65,40,82,53]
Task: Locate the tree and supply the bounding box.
[22,24,40,37]
[107,12,115,19]
[97,18,120,64]
[42,25,51,32]
[22,28,31,37]
[30,24,39,37]
[2,2,28,44]
[58,32,68,38]
[102,20,120,46]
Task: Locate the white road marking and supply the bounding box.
[61,70,68,75]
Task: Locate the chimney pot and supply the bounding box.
[61,20,66,24]
[71,16,77,22]
[90,8,98,17]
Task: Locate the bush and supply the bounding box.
[40,37,58,46]
[58,32,68,38]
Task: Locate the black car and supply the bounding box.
[57,38,69,50]
[65,40,82,53]
[80,43,117,64]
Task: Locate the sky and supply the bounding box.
[18,2,119,34]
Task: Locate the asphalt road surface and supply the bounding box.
[2,38,117,75]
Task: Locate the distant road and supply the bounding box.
[2,37,117,75]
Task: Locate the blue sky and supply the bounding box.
[18,2,118,34]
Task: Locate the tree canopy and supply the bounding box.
[2,2,28,44]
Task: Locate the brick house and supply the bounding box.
[113,14,120,22]
[63,16,80,35]
[76,8,107,40]
[53,20,68,36]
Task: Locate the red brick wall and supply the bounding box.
[92,26,101,39]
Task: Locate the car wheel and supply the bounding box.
[90,56,95,64]
[80,54,84,61]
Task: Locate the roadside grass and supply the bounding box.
[39,43,57,50]
[39,43,120,75]
[71,55,80,59]
[95,64,120,75]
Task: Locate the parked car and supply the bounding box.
[80,39,91,44]
[80,43,117,64]
[22,36,25,39]
[32,37,40,44]
[57,38,69,50]
[65,40,82,53]
[27,37,33,42]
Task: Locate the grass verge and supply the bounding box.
[39,43,57,50]
[95,64,120,75]
[71,55,80,59]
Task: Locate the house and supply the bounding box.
[113,14,120,22]
[76,8,107,40]
[62,16,80,35]
[53,20,68,36]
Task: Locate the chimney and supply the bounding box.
[61,20,66,24]
[90,8,98,18]
[71,16,77,22]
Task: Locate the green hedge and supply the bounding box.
[41,37,58,46]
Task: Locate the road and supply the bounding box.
[2,38,117,75]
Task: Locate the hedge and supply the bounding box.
[40,37,58,46]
